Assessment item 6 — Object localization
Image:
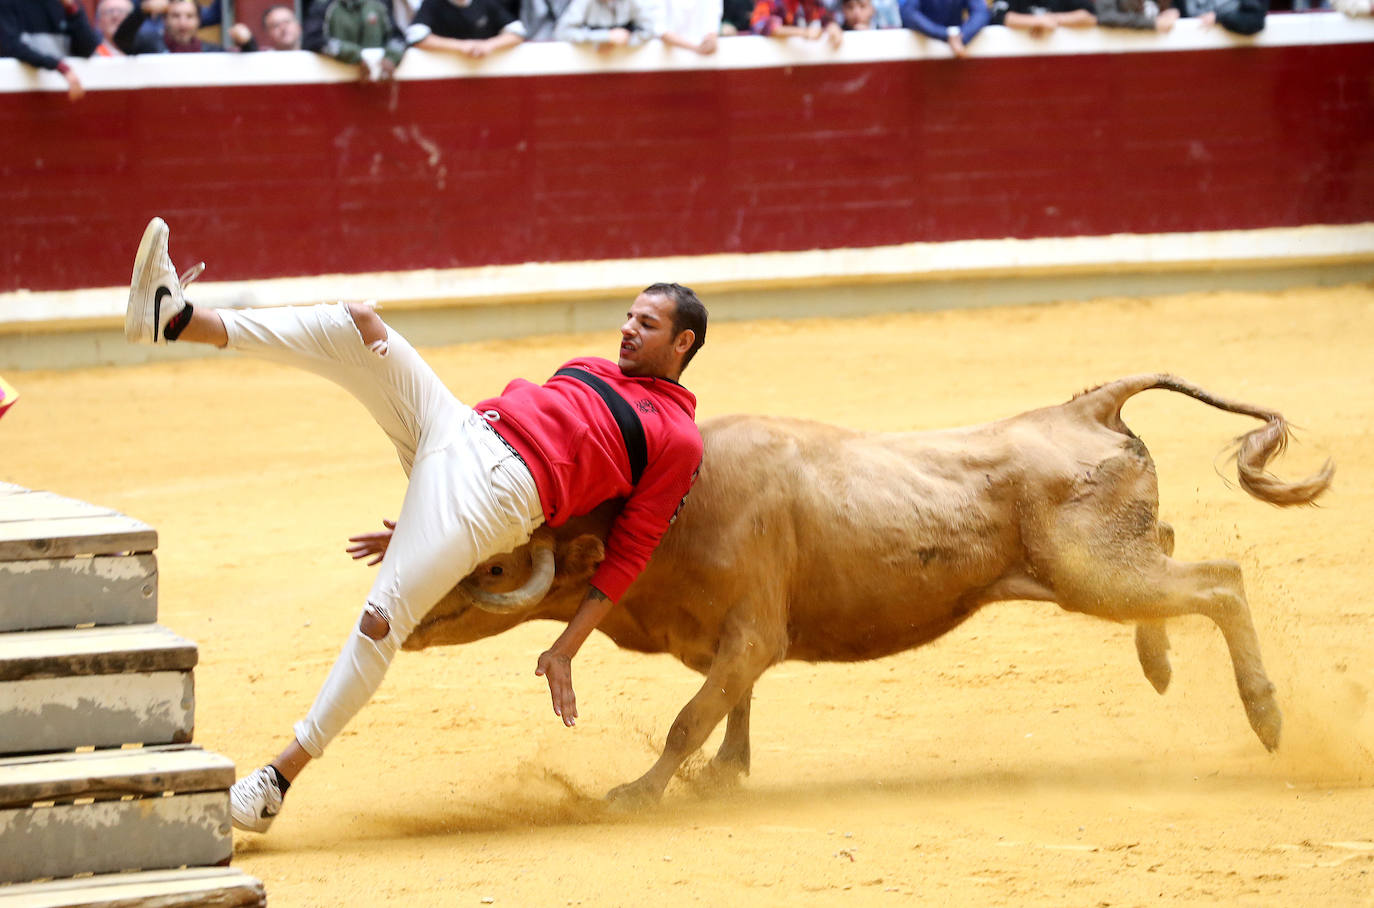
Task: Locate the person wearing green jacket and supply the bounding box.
[304,0,406,79]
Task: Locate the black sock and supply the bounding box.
[270,765,291,795]
[163,302,194,342]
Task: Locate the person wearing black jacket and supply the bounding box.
[1177,0,1264,33]
[0,0,99,100]
[407,0,526,58]
[988,0,1095,34]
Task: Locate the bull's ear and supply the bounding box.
[564,534,605,575]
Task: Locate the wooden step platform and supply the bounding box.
[0,626,197,755]
[0,488,157,563]
[0,555,157,634]
[0,487,158,634]
[0,868,264,907]
[0,484,262,902]
[0,746,235,884]
[0,745,233,810]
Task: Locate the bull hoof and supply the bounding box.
[605,780,663,812]
[700,758,748,789]
[1140,656,1172,695]
[683,758,747,798]
[1244,694,1282,753]
[1134,624,1172,695]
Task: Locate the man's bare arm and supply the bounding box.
[535,585,616,726]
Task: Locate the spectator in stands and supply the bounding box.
[406,0,527,58]
[750,0,843,47]
[721,0,753,31]
[126,0,223,48]
[1175,0,1263,33]
[391,0,424,27]
[304,0,407,79]
[116,0,254,52]
[661,0,720,52]
[519,0,574,39]
[840,0,902,27]
[0,0,99,100]
[261,4,303,50]
[1094,0,1176,30]
[554,0,664,49]
[899,0,988,56]
[93,0,133,56]
[988,0,1093,34]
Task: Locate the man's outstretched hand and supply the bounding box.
[534,586,613,728]
[535,650,577,726]
[346,518,396,565]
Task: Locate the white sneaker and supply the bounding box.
[230,765,285,833]
[126,217,204,345]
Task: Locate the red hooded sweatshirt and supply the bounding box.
[476,356,702,603]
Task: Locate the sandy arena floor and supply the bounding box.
[5,283,1374,906]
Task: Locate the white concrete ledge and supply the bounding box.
[1,13,1371,93]
[4,224,1371,337]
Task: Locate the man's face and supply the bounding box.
[165,1,200,43]
[96,0,133,40]
[618,293,688,379]
[264,7,302,49]
[843,0,874,27]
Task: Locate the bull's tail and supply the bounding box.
[1071,373,1334,507]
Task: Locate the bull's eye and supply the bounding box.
[491,566,504,576]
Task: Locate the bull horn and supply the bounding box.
[460,531,556,614]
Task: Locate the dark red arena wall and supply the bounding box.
[3,38,1373,293]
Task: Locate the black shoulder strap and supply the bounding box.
[555,367,648,486]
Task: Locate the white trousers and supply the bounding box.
[219,303,544,758]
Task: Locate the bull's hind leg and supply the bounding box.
[607,615,781,808]
[1135,623,1172,694]
[1134,521,1176,694]
[1058,555,1280,751]
[698,688,753,789]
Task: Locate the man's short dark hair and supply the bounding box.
[643,282,707,371]
[262,3,296,27]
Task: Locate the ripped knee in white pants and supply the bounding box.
[360,602,391,640]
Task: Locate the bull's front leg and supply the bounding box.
[607,618,780,809]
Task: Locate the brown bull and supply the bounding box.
[404,374,1333,805]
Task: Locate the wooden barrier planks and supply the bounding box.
[0,625,197,683]
[0,868,265,908]
[0,493,114,524]
[0,745,233,810]
[0,672,194,755]
[0,518,157,562]
[0,792,231,883]
[0,748,235,882]
[0,555,157,633]
[0,625,199,753]
[0,490,155,562]
[0,486,159,631]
